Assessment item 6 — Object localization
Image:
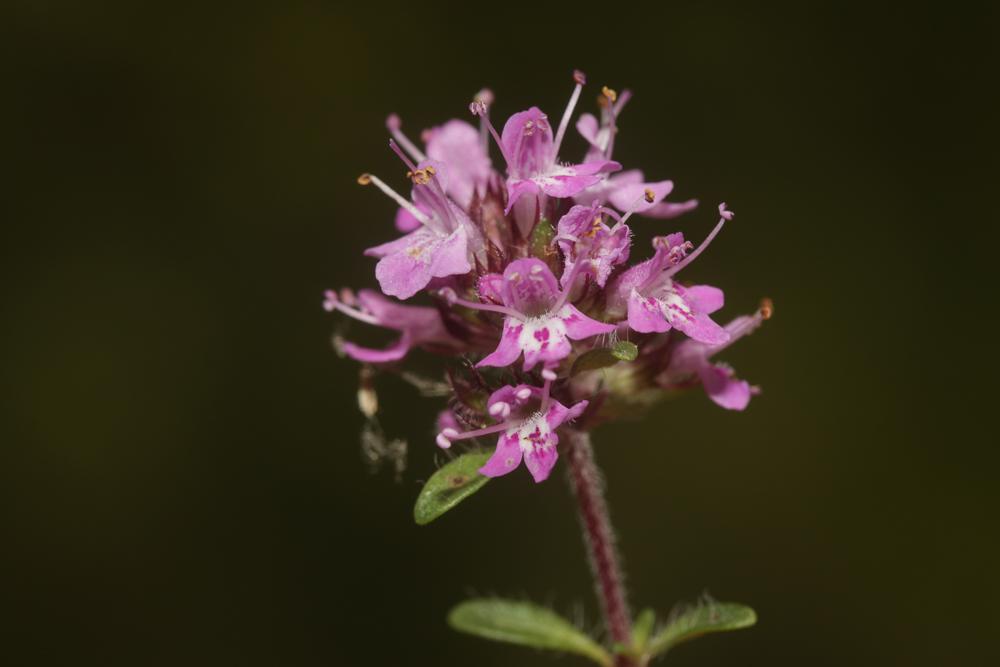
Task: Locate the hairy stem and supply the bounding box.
[564,430,633,665]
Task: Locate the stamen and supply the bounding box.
[489,401,511,419]
[474,88,495,152]
[388,139,419,172]
[470,100,513,165]
[662,203,732,279]
[618,190,654,226]
[323,289,382,326]
[438,287,524,320]
[759,297,774,320]
[437,421,512,447]
[602,86,620,159]
[539,373,555,411]
[613,89,632,116]
[385,113,427,163]
[551,246,592,312]
[515,387,532,401]
[553,69,586,160]
[357,172,432,225]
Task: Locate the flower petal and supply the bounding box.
[698,364,752,411]
[394,206,424,233]
[644,198,699,219]
[501,258,560,315]
[342,334,412,364]
[500,107,554,178]
[684,284,725,315]
[479,432,523,478]
[477,318,524,368]
[543,399,588,431]
[627,289,670,333]
[425,119,492,207]
[559,305,616,339]
[576,112,600,147]
[518,316,572,371]
[504,178,541,214]
[609,179,674,213]
[373,227,471,300]
[522,431,559,483]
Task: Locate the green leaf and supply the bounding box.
[571,340,639,376]
[647,601,757,658]
[448,598,612,666]
[631,608,656,652]
[413,452,491,525]
[611,340,639,361]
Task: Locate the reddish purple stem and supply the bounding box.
[564,430,634,666]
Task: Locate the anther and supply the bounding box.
[436,428,459,449]
[469,100,488,117]
[541,368,557,381]
[759,298,774,320]
[515,387,532,401]
[437,287,459,305]
[357,173,372,185]
[489,402,511,419]
[573,69,587,85]
[322,290,338,312]
[474,88,494,106]
[601,86,618,103]
[644,188,656,203]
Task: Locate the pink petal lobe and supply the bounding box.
[479,432,523,478]
[477,319,524,368]
[698,364,752,410]
[560,305,616,339]
[627,290,670,333]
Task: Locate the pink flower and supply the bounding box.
[324,288,457,363]
[443,258,615,372]
[608,205,734,344]
[436,381,588,483]
[360,160,479,300]
[555,203,631,291]
[658,300,772,410]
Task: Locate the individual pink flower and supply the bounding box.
[436,380,588,483]
[608,205,734,344]
[386,114,493,231]
[360,156,479,300]
[324,288,457,363]
[555,203,631,291]
[442,258,615,371]
[658,300,772,410]
[470,74,621,214]
[495,107,621,214]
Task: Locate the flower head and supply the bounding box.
[328,75,769,483]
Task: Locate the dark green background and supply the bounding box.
[4,2,996,665]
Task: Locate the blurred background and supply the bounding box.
[4,1,996,665]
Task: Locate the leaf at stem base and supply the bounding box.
[448,598,612,666]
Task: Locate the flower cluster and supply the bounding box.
[326,72,770,483]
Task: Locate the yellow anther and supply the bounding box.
[644,188,655,203]
[601,86,618,103]
[357,173,372,185]
[408,168,433,185]
[759,298,774,320]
